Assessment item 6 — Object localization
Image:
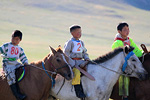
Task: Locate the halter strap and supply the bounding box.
[48,59,69,72]
[48,60,57,72]
[122,51,134,72]
[42,62,55,88]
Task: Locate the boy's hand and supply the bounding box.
[24,63,29,66]
[85,58,91,61]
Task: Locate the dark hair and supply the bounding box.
[12,30,22,40]
[70,25,81,33]
[117,22,129,31]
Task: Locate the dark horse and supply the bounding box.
[110,45,150,100]
[0,46,73,100]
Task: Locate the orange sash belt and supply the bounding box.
[72,58,82,60]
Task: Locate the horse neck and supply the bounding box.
[29,61,53,82]
[99,52,125,84]
[102,51,124,73]
[26,56,55,86]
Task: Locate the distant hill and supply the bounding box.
[0,0,150,62]
[113,0,150,10]
[21,0,150,15]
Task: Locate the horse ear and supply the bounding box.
[125,45,134,54]
[125,45,129,54]
[49,46,57,55]
[56,45,63,53]
[129,46,134,52]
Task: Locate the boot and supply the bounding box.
[10,83,26,100]
[74,84,86,98]
[122,96,128,100]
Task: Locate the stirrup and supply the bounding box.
[122,96,128,100]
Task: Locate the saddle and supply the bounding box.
[15,66,26,82]
[78,61,95,81]
[0,66,26,82]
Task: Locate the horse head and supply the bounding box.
[139,44,150,76]
[46,46,73,80]
[123,46,147,80]
[141,52,150,74]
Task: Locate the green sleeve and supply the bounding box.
[129,38,143,57]
[112,40,124,50]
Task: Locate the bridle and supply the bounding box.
[91,50,136,76]
[39,53,71,88]
[48,60,69,73]
[122,51,134,75]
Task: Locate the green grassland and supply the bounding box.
[0,0,150,65]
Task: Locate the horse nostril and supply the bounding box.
[67,73,71,78]
[145,74,149,79]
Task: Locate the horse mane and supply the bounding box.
[92,47,123,64]
[30,54,50,66]
[56,46,63,53]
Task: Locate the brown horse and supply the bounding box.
[110,46,150,100]
[0,46,73,100]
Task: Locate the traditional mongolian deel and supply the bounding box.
[0,42,28,85]
[64,38,89,85]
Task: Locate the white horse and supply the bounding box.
[49,46,147,100]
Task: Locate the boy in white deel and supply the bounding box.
[0,30,28,100]
[64,25,90,99]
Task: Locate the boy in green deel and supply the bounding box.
[112,22,143,100]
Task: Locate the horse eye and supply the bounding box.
[132,59,136,61]
[56,58,61,62]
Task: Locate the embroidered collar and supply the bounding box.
[114,33,129,41]
[71,37,80,42]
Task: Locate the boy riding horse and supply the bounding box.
[0,30,28,100]
[112,22,143,100]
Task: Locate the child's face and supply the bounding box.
[118,26,130,39]
[71,28,81,40]
[11,37,21,46]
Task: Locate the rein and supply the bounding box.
[55,51,134,96]
[91,51,135,76]
[42,62,55,88]
[56,77,65,95]
[30,54,70,88]
[29,60,69,88]
[91,61,129,76]
[29,64,56,74]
